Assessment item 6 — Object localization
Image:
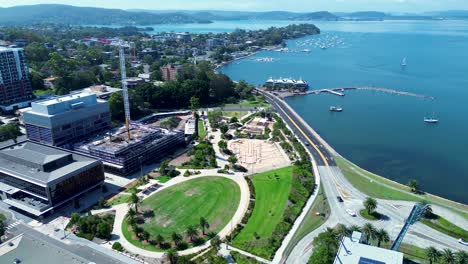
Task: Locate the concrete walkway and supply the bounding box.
[219,243,271,264]
[110,171,251,259]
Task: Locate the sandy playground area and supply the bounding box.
[229,139,290,173]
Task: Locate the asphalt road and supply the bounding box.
[258,90,468,263]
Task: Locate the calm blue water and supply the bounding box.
[219,20,468,203]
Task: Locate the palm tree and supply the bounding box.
[334,224,350,238]
[363,197,378,215]
[442,249,455,264]
[186,225,198,242]
[165,249,179,264]
[128,208,136,220]
[349,225,361,232]
[130,193,141,213]
[426,247,441,264]
[407,179,419,193]
[423,205,435,219]
[171,232,183,247]
[154,234,165,247]
[199,217,209,235]
[455,250,468,264]
[375,228,389,247]
[141,230,150,242]
[362,223,377,245]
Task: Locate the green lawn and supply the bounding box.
[122,177,240,251]
[285,184,330,257]
[335,157,468,219]
[224,97,269,108]
[33,89,55,96]
[197,120,206,139]
[154,176,172,183]
[421,215,468,240]
[107,193,130,206]
[222,111,249,118]
[359,209,383,221]
[232,167,292,257]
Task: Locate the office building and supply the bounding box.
[0,47,33,111]
[23,92,111,148]
[0,141,104,217]
[160,64,182,81]
[334,232,404,264]
[74,123,185,176]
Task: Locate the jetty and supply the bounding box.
[279,86,435,100]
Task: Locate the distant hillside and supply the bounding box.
[132,10,339,21]
[0,4,211,26]
[425,10,468,18]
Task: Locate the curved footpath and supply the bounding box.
[110,170,250,258]
[258,90,468,264]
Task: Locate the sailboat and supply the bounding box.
[424,112,439,124]
[401,57,407,67]
[329,106,343,112]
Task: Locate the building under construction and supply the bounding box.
[74,123,185,176]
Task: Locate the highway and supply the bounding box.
[259,90,468,264]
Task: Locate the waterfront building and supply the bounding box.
[0,141,104,217]
[23,92,111,148]
[0,47,33,111]
[160,64,182,81]
[334,232,403,264]
[73,123,185,176]
[265,77,309,92]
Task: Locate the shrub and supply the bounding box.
[112,242,123,252]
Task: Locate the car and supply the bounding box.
[337,196,344,202]
[459,238,468,246]
[305,142,310,146]
[346,209,357,217]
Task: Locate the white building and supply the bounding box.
[334,232,403,264]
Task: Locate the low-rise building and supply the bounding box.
[334,232,403,264]
[23,92,111,148]
[0,141,104,217]
[124,77,144,88]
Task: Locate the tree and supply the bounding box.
[407,179,420,193]
[362,223,377,244]
[375,228,389,247]
[220,124,229,134]
[171,232,183,247]
[159,160,169,176]
[112,242,123,251]
[363,197,378,215]
[154,234,165,247]
[141,230,150,242]
[130,192,141,213]
[128,208,136,220]
[199,217,209,235]
[229,116,238,123]
[143,54,154,65]
[308,228,339,264]
[97,222,111,239]
[0,123,22,143]
[442,249,455,264]
[426,246,441,264]
[455,251,468,264]
[190,96,200,112]
[218,140,227,150]
[349,225,361,233]
[0,220,5,237]
[165,249,179,264]
[228,155,238,167]
[186,225,198,242]
[70,212,81,226]
[334,224,350,238]
[210,235,221,250]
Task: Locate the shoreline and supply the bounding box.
[278,95,468,209]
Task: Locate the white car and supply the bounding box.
[459,238,468,246]
[346,209,357,217]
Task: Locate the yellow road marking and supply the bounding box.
[271,95,330,167]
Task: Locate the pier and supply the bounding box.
[279,86,435,100]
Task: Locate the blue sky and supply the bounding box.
[1,0,468,12]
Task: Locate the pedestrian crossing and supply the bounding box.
[5,221,20,230]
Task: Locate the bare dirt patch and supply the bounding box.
[169,152,191,166]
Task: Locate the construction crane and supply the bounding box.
[83,37,132,139]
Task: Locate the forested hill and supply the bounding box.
[0,4,211,26]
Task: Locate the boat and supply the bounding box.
[424,112,439,123]
[329,106,343,112]
[401,57,407,67]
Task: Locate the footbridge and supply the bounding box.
[303,87,435,100]
[391,202,430,251]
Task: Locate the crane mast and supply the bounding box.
[119,45,131,140]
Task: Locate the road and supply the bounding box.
[259,90,468,264]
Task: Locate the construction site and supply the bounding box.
[229,139,290,174]
[73,123,185,176]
